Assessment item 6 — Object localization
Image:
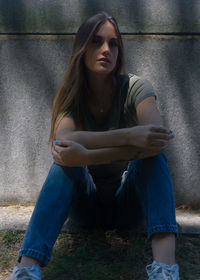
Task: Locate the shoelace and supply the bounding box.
[146,261,179,280]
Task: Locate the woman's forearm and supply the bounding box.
[56,128,130,149]
[52,140,164,167]
[85,145,160,166]
[56,124,171,151]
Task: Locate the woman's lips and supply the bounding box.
[97,58,110,63]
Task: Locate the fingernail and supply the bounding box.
[53,140,60,144]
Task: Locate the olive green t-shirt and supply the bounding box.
[83,73,156,203]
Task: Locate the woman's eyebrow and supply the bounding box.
[110,37,118,41]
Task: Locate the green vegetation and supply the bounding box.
[0,230,199,280]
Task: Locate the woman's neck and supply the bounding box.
[87,72,114,99]
[86,72,117,116]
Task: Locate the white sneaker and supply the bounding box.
[146,261,180,280]
[7,264,42,280]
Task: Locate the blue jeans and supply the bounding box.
[18,153,178,267]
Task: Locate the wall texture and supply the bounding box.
[0,0,200,207]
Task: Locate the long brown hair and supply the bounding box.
[49,11,125,145]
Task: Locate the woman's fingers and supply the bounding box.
[150,125,171,134]
[150,139,169,147]
[52,141,71,155]
[52,144,60,154]
[53,140,73,147]
[150,132,173,141]
[149,131,174,148]
[150,125,174,139]
[52,144,63,162]
[148,125,174,142]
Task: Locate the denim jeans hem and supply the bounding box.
[148,224,178,239]
[18,249,49,267]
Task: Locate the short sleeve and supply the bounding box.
[121,74,157,127]
[127,75,156,107]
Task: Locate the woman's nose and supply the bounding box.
[102,42,110,54]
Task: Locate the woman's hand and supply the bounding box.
[128,124,174,151]
[52,140,88,166]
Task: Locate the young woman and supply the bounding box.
[8,12,180,280]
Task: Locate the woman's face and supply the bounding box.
[84,21,119,77]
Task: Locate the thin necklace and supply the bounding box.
[98,89,114,113]
[86,81,116,113]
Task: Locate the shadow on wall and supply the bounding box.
[163,2,200,206]
[164,0,200,145]
[0,0,68,192]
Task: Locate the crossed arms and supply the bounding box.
[52,97,173,166]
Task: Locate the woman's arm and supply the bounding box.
[56,118,129,148]
[56,114,172,150]
[136,96,163,126]
[52,97,173,166]
[52,140,164,167]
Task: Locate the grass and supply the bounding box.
[0,229,200,280]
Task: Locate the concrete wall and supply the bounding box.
[0,0,200,207]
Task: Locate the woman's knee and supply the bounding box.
[48,163,84,181]
[37,163,86,203]
[131,152,169,178]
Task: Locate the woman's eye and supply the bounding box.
[92,37,102,46]
[109,40,118,48]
